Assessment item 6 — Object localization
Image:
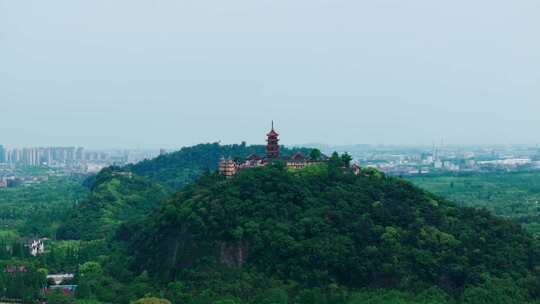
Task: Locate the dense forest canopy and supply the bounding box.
[128,161,539,296]
[57,167,169,241]
[3,144,540,303]
[0,176,88,238]
[408,171,540,234]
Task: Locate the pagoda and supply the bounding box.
[266,121,280,159]
[219,122,344,177]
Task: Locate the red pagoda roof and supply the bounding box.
[246,154,262,161]
[291,152,306,161]
[267,129,279,137]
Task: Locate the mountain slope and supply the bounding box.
[129,160,539,296]
[58,167,169,240]
[58,143,313,241]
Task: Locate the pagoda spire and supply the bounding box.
[266,121,280,159]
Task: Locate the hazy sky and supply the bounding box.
[1,0,539,149]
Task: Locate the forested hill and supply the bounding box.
[124,159,540,302]
[13,153,540,303]
[57,143,311,240]
[127,143,311,190]
[57,167,169,240]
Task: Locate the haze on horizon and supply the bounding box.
[1,0,539,149]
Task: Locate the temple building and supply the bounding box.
[219,158,238,178]
[219,123,326,177]
[266,122,280,159]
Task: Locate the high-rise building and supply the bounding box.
[21,147,40,166]
[42,148,53,165]
[9,148,22,164]
[0,145,5,163]
[66,147,75,162]
[76,147,84,161]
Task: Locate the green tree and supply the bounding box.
[462,277,529,304]
[76,261,103,299]
[132,297,172,304]
[260,287,288,304]
[341,153,352,167]
[309,149,322,161]
[47,289,74,304]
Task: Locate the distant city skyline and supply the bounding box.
[2,140,540,180]
[1,1,539,148]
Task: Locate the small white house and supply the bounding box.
[29,239,45,256]
[47,273,75,285]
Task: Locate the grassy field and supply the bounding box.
[408,171,540,234]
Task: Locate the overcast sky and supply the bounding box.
[1,0,539,149]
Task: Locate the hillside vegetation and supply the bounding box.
[121,158,540,303]
[58,143,312,241]
[0,176,88,238]
[57,167,169,240]
[4,145,540,303]
[408,171,540,234]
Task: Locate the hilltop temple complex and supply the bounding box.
[219,123,326,177]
